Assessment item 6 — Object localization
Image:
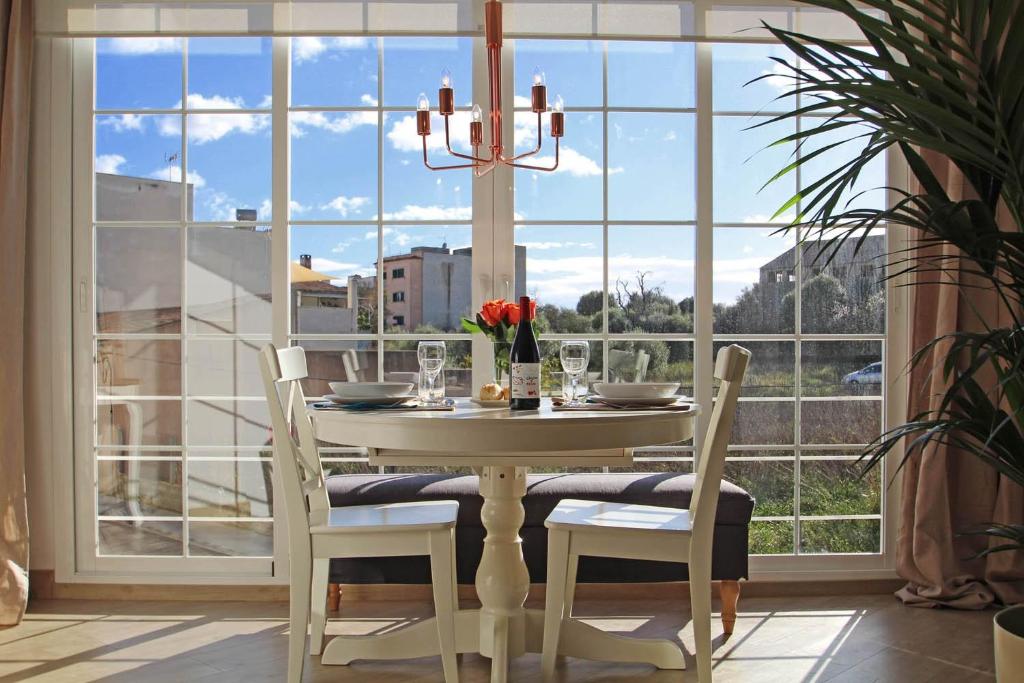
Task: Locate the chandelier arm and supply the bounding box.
[507,137,559,172]
[498,112,544,163]
[443,116,493,163]
[422,137,486,171]
[474,161,499,178]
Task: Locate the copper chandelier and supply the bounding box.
[415,0,564,176]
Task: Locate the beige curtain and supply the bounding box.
[895,151,1024,609]
[0,0,32,627]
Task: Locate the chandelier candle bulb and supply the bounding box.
[416,93,431,136]
[531,67,547,112]
[438,69,454,116]
[470,104,484,146]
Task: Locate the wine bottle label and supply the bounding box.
[510,362,540,399]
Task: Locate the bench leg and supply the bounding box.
[327,583,341,613]
[720,580,739,635]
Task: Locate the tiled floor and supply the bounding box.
[0,594,996,682]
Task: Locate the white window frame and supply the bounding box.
[44,6,908,584]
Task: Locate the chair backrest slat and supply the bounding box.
[689,345,750,546]
[260,345,331,546]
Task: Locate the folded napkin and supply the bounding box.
[310,399,455,412]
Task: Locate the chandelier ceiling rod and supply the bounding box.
[416,0,564,176]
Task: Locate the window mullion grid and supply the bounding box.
[376,37,386,474]
[180,37,190,559]
[792,90,803,557]
[601,41,610,473]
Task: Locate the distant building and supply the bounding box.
[759,234,885,300]
[96,172,194,221]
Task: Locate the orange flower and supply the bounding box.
[480,299,505,326]
[504,299,536,325]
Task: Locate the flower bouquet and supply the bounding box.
[462,298,537,398]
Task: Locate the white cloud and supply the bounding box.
[321,195,370,217]
[95,154,126,174]
[331,237,358,253]
[289,200,310,215]
[360,93,379,107]
[155,94,270,144]
[290,110,376,137]
[100,37,181,55]
[528,147,621,177]
[519,241,596,250]
[98,113,145,132]
[293,37,371,64]
[259,198,273,220]
[387,111,474,152]
[149,166,206,187]
[513,95,532,108]
[377,205,472,221]
[310,257,361,274]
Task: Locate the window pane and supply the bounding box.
[382,37,471,107]
[713,115,795,224]
[802,341,882,397]
[96,227,182,334]
[188,459,273,517]
[608,113,695,220]
[608,226,694,333]
[299,340,380,396]
[712,43,795,112]
[515,40,602,108]
[186,399,271,448]
[515,111,603,221]
[731,401,794,445]
[96,38,182,110]
[608,341,693,395]
[97,340,181,397]
[800,519,880,554]
[724,458,794,517]
[97,400,181,447]
[608,42,694,108]
[291,113,377,221]
[799,120,888,214]
[187,37,272,110]
[186,113,272,221]
[293,37,378,106]
[99,520,183,556]
[713,227,796,334]
[516,225,602,332]
[713,341,794,397]
[98,459,183,517]
[800,457,880,516]
[383,226,473,333]
[383,340,472,396]
[383,111,471,220]
[291,225,378,334]
[189,521,273,557]
[800,234,885,334]
[187,339,265,397]
[187,226,272,335]
[95,115,184,222]
[750,520,794,555]
[801,400,881,445]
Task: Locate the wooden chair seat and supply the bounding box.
[311,501,459,535]
[545,499,692,534]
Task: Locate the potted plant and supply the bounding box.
[762,2,1024,677]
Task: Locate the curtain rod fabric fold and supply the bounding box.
[34,0,872,42]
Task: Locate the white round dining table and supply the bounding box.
[310,398,699,683]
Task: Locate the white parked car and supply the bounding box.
[842,361,882,385]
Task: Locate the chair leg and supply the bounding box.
[690,560,713,683]
[450,528,460,614]
[429,529,459,683]
[309,558,330,656]
[541,529,572,682]
[720,580,740,635]
[327,583,341,612]
[288,549,312,683]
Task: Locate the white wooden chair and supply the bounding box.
[259,344,461,683]
[540,344,751,683]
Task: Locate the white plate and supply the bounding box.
[592,396,684,408]
[324,394,416,406]
[470,398,509,408]
[592,382,680,399]
[328,381,415,399]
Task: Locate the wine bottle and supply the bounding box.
[509,295,541,410]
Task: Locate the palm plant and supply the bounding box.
[760,0,1024,553]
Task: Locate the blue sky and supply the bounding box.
[94,36,884,312]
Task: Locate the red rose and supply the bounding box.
[480,299,505,327]
[505,302,520,325]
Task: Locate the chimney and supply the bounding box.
[299,254,312,269]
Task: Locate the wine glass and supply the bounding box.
[417,341,446,405]
[559,341,590,406]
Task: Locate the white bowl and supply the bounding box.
[328,381,415,399]
[592,382,680,399]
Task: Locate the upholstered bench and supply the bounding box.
[326,472,755,631]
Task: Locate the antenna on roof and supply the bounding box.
[164,151,179,182]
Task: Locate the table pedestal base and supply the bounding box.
[320,607,686,671]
